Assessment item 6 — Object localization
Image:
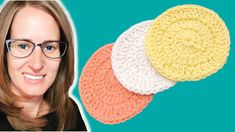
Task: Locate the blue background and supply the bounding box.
[1,0,234,131]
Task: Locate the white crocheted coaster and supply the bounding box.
[111,20,176,95]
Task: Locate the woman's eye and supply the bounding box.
[45,45,56,51]
[17,44,28,50]
[46,46,53,50]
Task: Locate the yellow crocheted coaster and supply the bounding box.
[145,4,230,81]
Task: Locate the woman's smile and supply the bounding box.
[23,72,46,81]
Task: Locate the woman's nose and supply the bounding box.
[28,47,44,72]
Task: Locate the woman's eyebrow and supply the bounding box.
[11,38,30,41]
[43,40,61,43]
[10,38,33,43]
[10,38,60,43]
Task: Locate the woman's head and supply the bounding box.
[1,1,74,99]
[8,4,62,97]
[0,1,76,130]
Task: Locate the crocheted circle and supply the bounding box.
[145,4,230,81]
[112,20,175,95]
[79,44,153,124]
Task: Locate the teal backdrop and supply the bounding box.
[0,0,234,131]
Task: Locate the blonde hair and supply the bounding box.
[0,1,76,130]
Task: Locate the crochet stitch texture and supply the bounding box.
[79,44,153,124]
[112,20,175,95]
[145,5,230,81]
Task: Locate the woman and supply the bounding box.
[0,1,87,131]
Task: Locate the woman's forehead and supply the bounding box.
[10,5,60,42]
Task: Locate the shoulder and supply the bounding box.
[0,111,6,121]
[0,111,4,116]
[69,98,83,115]
[69,98,78,109]
[67,98,87,131]
[0,111,15,130]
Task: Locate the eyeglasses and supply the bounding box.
[6,39,67,59]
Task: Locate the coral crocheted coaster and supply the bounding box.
[112,20,175,95]
[79,44,153,124]
[145,5,230,81]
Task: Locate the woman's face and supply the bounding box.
[7,5,61,98]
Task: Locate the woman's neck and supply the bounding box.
[14,95,49,118]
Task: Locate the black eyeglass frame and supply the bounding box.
[5,39,68,59]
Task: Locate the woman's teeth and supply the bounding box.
[24,73,44,80]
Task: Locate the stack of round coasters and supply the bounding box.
[79,44,153,124]
[145,4,230,81]
[112,20,175,95]
[79,4,230,124]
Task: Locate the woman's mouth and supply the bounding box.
[23,73,46,80]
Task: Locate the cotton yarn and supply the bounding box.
[79,44,153,124]
[112,20,175,95]
[79,4,230,124]
[145,4,230,81]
